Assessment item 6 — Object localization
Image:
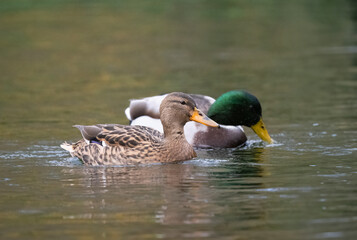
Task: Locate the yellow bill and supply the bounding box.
[251,118,273,144]
[190,107,219,128]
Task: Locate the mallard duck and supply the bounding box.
[125,90,273,148]
[61,92,219,166]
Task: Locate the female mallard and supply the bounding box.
[125,90,273,148]
[61,92,219,166]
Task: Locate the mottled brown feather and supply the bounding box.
[61,92,215,166]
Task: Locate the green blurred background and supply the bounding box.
[0,2,356,239]
[0,0,355,141]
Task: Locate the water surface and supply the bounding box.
[0,1,356,239]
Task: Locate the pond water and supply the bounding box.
[0,1,356,239]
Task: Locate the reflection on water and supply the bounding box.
[58,148,272,238]
[0,0,356,239]
[0,137,356,239]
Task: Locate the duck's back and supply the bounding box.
[126,93,215,121]
[69,124,196,166]
[70,125,162,165]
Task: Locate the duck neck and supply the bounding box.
[162,122,196,161]
[162,121,186,140]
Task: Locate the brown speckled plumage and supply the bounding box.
[61,92,218,166]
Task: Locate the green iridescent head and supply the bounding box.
[207,90,273,143]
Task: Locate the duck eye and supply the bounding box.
[180,101,186,105]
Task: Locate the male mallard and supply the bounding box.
[125,90,273,148]
[61,92,219,166]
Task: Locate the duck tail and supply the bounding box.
[125,107,132,121]
[60,142,74,153]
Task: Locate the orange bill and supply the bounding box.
[190,107,219,128]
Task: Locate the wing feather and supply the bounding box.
[96,124,163,148]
